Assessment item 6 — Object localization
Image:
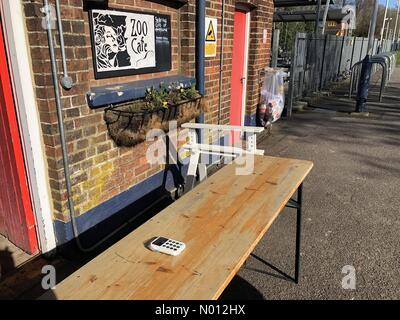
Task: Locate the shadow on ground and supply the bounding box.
[243,68,400,299]
[220,275,264,300]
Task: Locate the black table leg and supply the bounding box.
[246,183,304,284]
[294,182,303,284]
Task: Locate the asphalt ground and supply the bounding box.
[221,68,400,300]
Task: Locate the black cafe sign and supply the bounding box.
[89,9,171,79]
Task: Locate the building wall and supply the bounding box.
[22,0,273,245]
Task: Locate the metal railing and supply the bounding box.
[349,51,397,102]
[287,32,397,115]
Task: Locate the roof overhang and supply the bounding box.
[273,9,347,22]
[274,0,328,7]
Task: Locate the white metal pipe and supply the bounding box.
[393,0,400,41]
[385,19,392,40]
[367,0,380,55]
[380,0,389,41]
[321,0,331,35]
[55,0,73,90]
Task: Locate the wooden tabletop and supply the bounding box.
[43,156,313,300]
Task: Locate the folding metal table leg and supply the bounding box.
[294,183,303,284]
[246,183,304,284]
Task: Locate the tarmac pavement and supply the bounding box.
[222,67,400,300]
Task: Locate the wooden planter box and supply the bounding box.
[104,96,203,147]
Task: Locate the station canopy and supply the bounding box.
[273,8,347,22]
[274,0,328,7]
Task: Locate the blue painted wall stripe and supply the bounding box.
[54,163,188,245]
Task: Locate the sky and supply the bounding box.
[378,0,398,9]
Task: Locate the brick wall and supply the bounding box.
[22,0,273,242]
[246,0,273,119]
[199,0,274,125]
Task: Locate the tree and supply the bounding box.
[353,0,398,38]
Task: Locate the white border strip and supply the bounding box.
[1,0,56,253]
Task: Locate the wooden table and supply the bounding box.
[42,156,313,300]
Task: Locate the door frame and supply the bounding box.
[1,1,56,253]
[235,4,251,126]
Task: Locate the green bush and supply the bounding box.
[397,50,400,65]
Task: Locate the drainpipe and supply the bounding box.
[42,0,168,252]
[217,0,226,124]
[55,0,73,90]
[196,0,205,97]
[42,0,85,251]
[195,0,206,148]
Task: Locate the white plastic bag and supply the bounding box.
[260,69,286,123]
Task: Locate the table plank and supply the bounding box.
[42,156,313,300]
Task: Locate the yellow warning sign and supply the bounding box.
[206,21,216,42]
[205,17,217,57]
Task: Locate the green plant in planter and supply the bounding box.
[105,82,203,147]
[168,82,186,104]
[145,82,200,109]
[145,83,168,109]
[182,83,199,100]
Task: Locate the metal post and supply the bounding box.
[355,55,373,112]
[367,0,379,55]
[350,36,356,69]
[321,0,331,35]
[397,0,400,41]
[284,22,289,52]
[319,34,328,90]
[287,33,299,118]
[393,0,400,41]
[294,183,303,284]
[385,19,391,41]
[337,35,346,77]
[315,0,322,33]
[271,28,280,68]
[359,36,365,61]
[381,0,389,42]
[355,0,379,113]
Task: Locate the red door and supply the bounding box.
[229,9,247,144]
[230,9,247,126]
[0,17,38,253]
